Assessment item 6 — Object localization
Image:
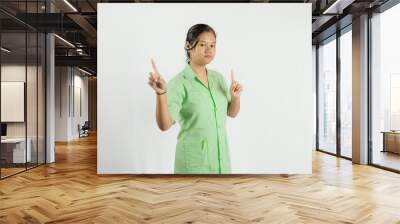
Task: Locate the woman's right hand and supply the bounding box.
[148,59,167,95]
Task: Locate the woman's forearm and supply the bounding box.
[156,94,174,131]
[228,97,240,118]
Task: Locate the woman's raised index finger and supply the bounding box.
[150,58,159,73]
[230,69,235,82]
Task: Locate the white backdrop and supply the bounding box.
[98,3,313,174]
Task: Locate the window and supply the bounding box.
[339,29,352,158]
[371,3,400,171]
[318,37,337,154]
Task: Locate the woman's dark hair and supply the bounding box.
[185,24,216,64]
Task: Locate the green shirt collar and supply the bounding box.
[183,64,215,80]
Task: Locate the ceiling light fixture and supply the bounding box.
[1,47,11,53]
[54,34,75,48]
[63,0,78,12]
[78,67,93,76]
[322,0,344,14]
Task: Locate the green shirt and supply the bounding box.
[167,64,232,174]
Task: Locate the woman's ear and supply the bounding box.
[184,41,191,50]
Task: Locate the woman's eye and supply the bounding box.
[210,45,215,48]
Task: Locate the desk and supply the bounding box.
[1,138,31,163]
[381,131,400,154]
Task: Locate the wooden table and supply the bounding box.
[1,138,32,165]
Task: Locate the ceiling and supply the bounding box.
[0,0,394,75]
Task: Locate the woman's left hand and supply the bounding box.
[230,70,243,99]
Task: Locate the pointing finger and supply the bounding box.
[230,69,235,83]
[149,72,155,80]
[151,58,159,74]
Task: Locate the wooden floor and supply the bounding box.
[1,134,400,223]
[1,163,45,178]
[1,167,26,178]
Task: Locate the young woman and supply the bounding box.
[148,24,243,174]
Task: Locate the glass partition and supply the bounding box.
[0,1,46,179]
[0,31,28,177]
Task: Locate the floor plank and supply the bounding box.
[1,134,400,223]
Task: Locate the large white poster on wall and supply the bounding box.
[98,3,313,174]
[1,82,25,122]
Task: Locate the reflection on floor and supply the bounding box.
[341,148,352,158]
[0,167,25,178]
[373,150,400,171]
[0,162,40,178]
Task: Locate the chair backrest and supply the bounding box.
[82,121,90,129]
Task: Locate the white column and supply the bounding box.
[45,0,56,163]
[46,33,55,163]
[352,14,369,164]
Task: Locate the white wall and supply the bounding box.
[312,45,316,150]
[98,3,313,174]
[55,67,89,141]
[72,72,89,138]
[55,67,69,141]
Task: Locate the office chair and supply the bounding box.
[79,121,90,138]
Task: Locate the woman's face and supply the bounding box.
[187,31,216,65]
